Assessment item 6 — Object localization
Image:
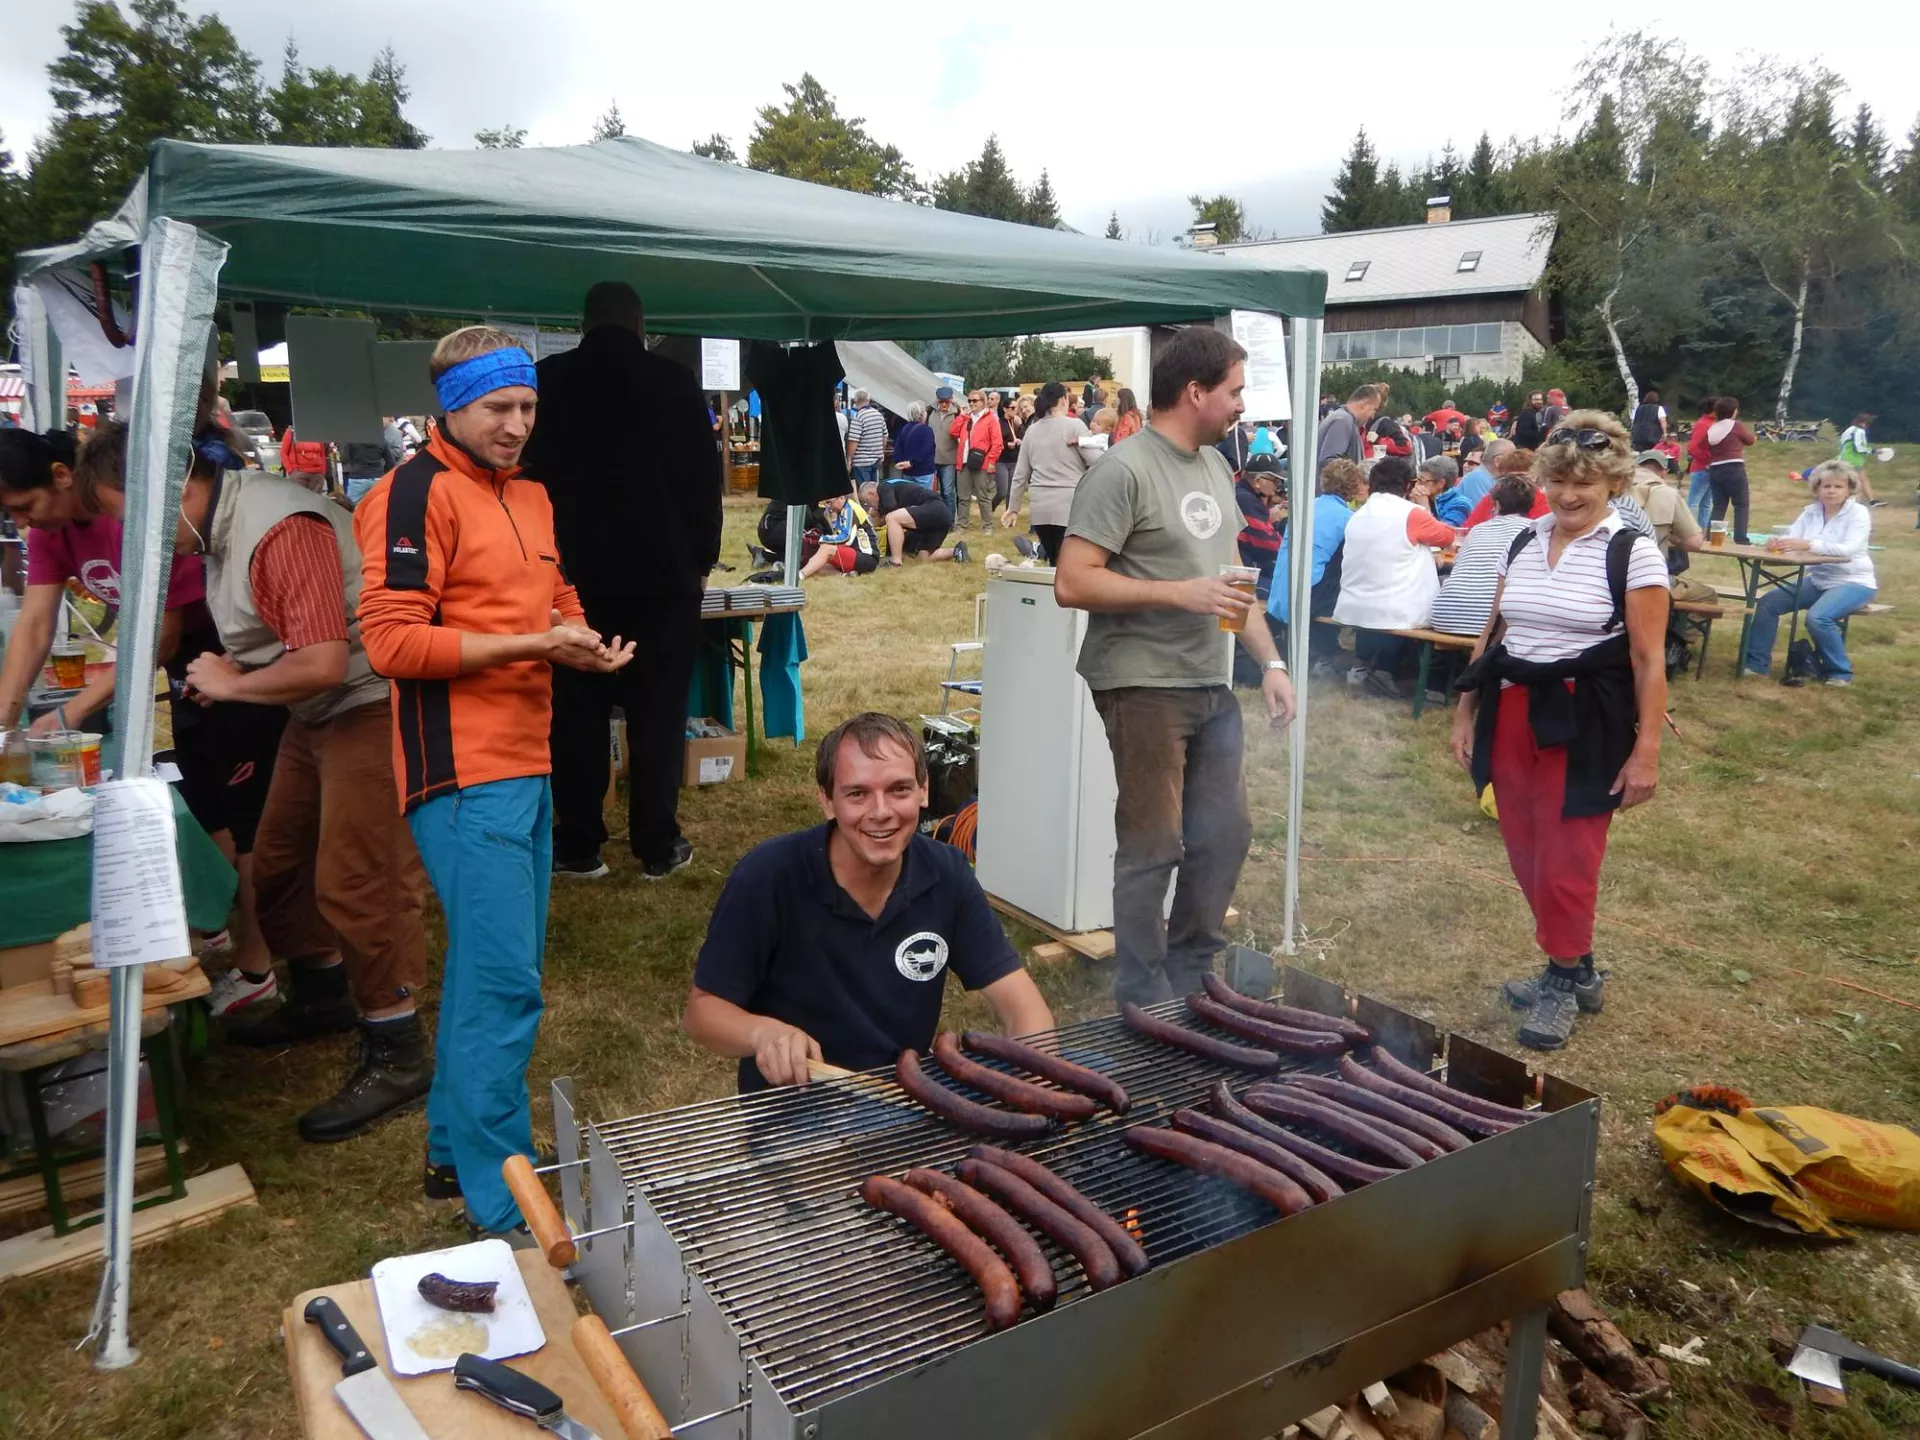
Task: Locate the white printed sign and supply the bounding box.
[1230,311,1293,424]
[701,338,741,392]
[89,778,190,968]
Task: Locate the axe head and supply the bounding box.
[1787,1337,1845,1393]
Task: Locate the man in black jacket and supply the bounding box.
[523,281,723,880]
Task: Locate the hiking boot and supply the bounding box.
[205,966,278,1018]
[1515,970,1588,1051]
[424,1154,462,1207]
[552,854,610,880]
[297,1014,434,1143]
[1504,962,1606,1012]
[466,1218,538,1251]
[641,837,694,881]
[228,963,356,1047]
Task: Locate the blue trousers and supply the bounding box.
[935,463,957,514]
[1686,470,1711,527]
[850,463,878,491]
[407,776,552,1230]
[1742,579,1875,680]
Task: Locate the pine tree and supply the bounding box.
[1105,210,1122,239]
[1890,114,1920,223]
[592,101,626,143]
[1024,169,1060,228]
[1431,140,1462,204]
[1457,131,1502,217]
[474,125,526,149]
[691,134,737,164]
[1847,103,1887,178]
[1321,126,1381,231]
[963,136,1026,221]
[746,74,915,197]
[363,46,427,148]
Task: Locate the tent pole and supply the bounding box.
[82,218,228,1370]
[782,506,804,586]
[1280,317,1323,956]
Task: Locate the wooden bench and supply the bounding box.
[1312,617,1475,717]
[1839,602,1895,643]
[1672,600,1728,680]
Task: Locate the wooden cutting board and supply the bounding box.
[284,1250,629,1440]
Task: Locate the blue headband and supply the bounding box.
[434,347,537,413]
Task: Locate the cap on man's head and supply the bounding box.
[1635,450,1670,471]
[934,385,955,401]
[1243,453,1283,477]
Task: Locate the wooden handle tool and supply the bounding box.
[573,1314,673,1440]
[501,1154,577,1268]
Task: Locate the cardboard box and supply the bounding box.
[684,722,745,787]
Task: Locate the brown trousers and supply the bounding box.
[251,698,428,1013]
[1092,685,1254,1009]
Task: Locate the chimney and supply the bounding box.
[1186,221,1219,248]
[1425,195,1451,225]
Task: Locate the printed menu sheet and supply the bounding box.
[89,777,190,968]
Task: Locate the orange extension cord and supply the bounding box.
[1299,854,1920,1014]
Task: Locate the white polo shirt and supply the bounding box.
[1495,510,1667,663]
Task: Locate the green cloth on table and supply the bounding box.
[0,787,236,949]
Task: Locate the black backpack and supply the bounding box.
[1629,403,1664,449]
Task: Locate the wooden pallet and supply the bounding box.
[0,1162,254,1283]
[989,893,1239,965]
[0,1143,182,1221]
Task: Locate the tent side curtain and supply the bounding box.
[19,137,1325,339]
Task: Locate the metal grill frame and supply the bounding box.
[559,959,1599,1440]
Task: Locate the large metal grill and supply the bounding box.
[558,958,1600,1440]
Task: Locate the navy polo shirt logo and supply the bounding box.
[894,931,950,983]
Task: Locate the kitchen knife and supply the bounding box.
[303,1295,432,1440]
[455,1352,602,1440]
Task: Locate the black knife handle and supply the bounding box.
[454,1352,565,1421]
[303,1296,378,1378]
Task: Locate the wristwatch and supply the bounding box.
[1263,659,1287,673]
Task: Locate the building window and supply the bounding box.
[1344,261,1370,282]
[1325,322,1503,363]
[1433,355,1462,379]
[1457,250,1482,273]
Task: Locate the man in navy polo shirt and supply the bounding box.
[683,712,1054,1090]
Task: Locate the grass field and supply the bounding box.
[3,442,1919,1438]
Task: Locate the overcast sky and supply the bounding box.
[5,0,1917,240]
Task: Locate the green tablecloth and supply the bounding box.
[0,787,237,949]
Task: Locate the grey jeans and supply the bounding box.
[1091,685,1253,1008]
[955,463,994,530]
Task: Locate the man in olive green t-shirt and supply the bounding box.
[1055,328,1296,1007]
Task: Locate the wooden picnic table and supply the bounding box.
[1695,543,1849,680]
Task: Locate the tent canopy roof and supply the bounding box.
[20,136,1325,339]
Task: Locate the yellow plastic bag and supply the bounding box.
[1478,784,1498,820]
[1654,1088,1920,1239]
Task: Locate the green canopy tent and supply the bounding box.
[13,135,1328,1370]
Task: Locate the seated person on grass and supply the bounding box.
[799,491,879,579]
[859,478,967,565]
[682,712,1055,1090]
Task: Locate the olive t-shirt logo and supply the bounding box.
[1179,491,1223,539]
[894,931,950,982]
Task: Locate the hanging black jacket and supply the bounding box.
[521,326,723,598]
[1456,634,1639,818]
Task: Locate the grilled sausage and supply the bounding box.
[904,1168,1057,1312]
[895,1050,1052,1139]
[1249,1083,1447,1162]
[1239,1088,1426,1169]
[967,1145,1150,1276]
[1334,1056,1516,1138]
[1208,1081,1397,1187]
[931,1033,1098,1123]
[1184,993,1349,1056]
[1200,972,1373,1044]
[955,1158,1124,1291]
[860,1175,1021,1329]
[1366,1046,1534,1124]
[1124,1126,1313,1216]
[960,1031,1132,1115]
[1285,1074,1472,1153]
[1121,1002,1282,1073]
[1169,1109,1342,1205]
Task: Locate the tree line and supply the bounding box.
[1317,35,1920,435]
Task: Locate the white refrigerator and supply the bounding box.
[975,569,1120,933]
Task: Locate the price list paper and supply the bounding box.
[88,778,191,968]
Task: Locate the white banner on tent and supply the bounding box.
[1230,311,1292,424]
[701,338,740,391]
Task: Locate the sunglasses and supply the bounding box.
[1547,427,1614,452]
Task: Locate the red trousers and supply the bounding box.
[1489,685,1614,959]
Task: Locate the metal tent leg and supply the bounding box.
[1499,1304,1548,1440]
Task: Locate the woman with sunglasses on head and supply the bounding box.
[1450,412,1670,1052]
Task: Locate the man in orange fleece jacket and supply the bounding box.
[354,326,634,1241]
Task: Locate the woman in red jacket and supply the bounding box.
[1684,397,1716,527]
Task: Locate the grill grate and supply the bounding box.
[594,999,1363,1410]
